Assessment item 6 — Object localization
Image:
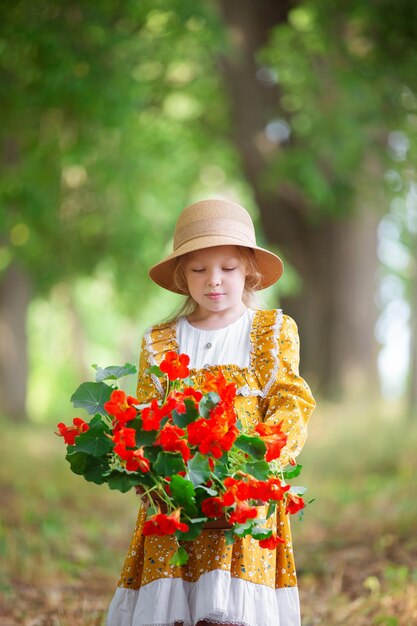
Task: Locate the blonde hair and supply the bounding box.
[169,246,263,320]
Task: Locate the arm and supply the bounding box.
[259,314,316,467]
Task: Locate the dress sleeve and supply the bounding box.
[135,321,178,404]
[258,312,316,466]
[135,334,163,405]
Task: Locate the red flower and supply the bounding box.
[203,370,236,404]
[112,426,136,448]
[187,414,238,459]
[141,399,168,431]
[285,492,305,515]
[104,390,138,425]
[255,421,287,462]
[128,448,151,473]
[160,351,190,381]
[247,477,290,502]
[183,387,203,402]
[142,509,189,536]
[155,424,191,462]
[114,442,150,473]
[224,477,250,502]
[259,533,285,549]
[201,496,228,518]
[228,502,258,525]
[56,417,89,445]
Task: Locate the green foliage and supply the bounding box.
[186,453,212,486]
[234,434,267,459]
[70,382,113,415]
[169,546,188,566]
[199,392,220,418]
[242,460,270,480]
[282,463,303,479]
[71,416,113,456]
[106,471,140,493]
[260,0,417,219]
[153,450,185,476]
[93,363,137,382]
[170,474,197,515]
[0,0,237,313]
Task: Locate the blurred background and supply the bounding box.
[1,1,416,624]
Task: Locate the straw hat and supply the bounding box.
[149,198,283,294]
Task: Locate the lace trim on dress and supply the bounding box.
[144,327,164,397]
[143,309,284,401]
[236,384,262,398]
[260,309,283,399]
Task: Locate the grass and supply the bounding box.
[1,400,417,625]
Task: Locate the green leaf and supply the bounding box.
[176,521,204,541]
[172,398,199,428]
[224,529,235,545]
[170,475,197,514]
[266,500,277,519]
[186,453,211,486]
[146,504,159,518]
[83,456,110,485]
[147,365,164,377]
[134,419,158,447]
[153,451,185,476]
[233,520,254,537]
[282,464,303,479]
[142,446,160,463]
[212,453,229,480]
[169,547,189,566]
[251,527,272,540]
[234,434,266,460]
[199,392,220,418]
[65,450,87,475]
[66,449,110,484]
[195,484,218,497]
[106,471,139,493]
[72,418,113,457]
[71,382,113,416]
[94,363,137,382]
[243,460,270,480]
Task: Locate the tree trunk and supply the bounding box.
[217,0,379,395]
[407,231,417,419]
[0,262,32,420]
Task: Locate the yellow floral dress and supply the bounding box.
[106,309,316,626]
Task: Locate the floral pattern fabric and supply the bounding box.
[117,309,316,593]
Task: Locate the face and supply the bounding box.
[182,246,247,318]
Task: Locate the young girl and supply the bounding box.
[106,198,316,626]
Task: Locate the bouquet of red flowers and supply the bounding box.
[57,352,306,565]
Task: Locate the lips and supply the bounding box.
[206,293,224,300]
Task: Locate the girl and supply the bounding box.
[106,198,316,626]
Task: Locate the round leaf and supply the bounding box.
[94,363,137,382]
[71,382,113,416]
[235,434,266,459]
[72,418,113,457]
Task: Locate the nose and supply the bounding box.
[207,270,222,287]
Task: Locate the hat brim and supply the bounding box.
[149,235,284,294]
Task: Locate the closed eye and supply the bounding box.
[191,269,205,272]
[223,267,236,271]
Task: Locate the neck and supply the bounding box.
[187,303,248,330]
